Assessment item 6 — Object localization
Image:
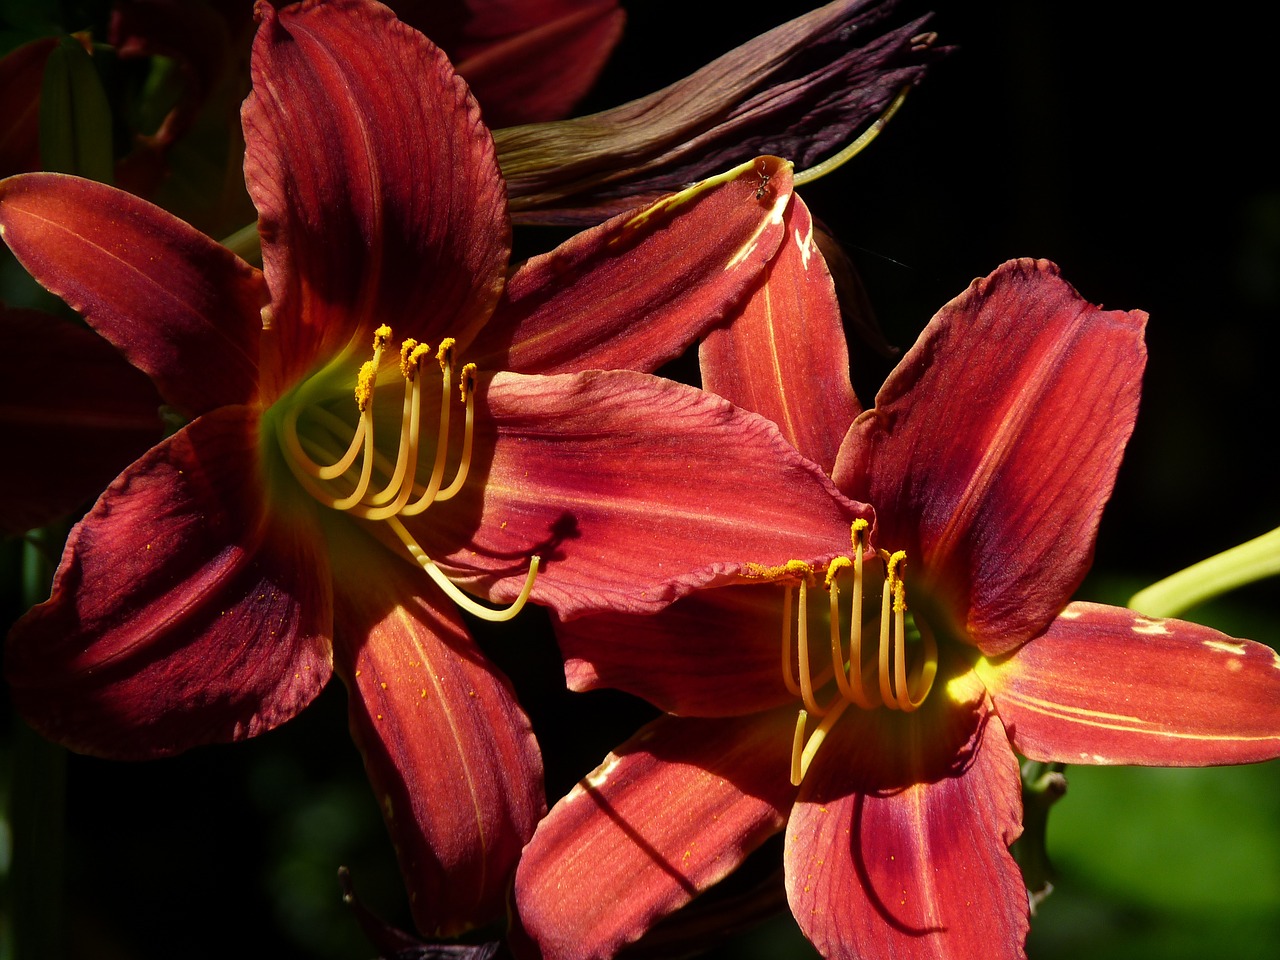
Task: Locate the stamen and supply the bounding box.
[796,579,826,716]
[825,556,854,702]
[790,710,808,787]
[781,584,802,698]
[434,363,477,501]
[399,339,457,516]
[386,516,539,622]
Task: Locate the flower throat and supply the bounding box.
[768,519,939,786]
[274,325,538,621]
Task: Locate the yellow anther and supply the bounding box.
[851,517,869,543]
[893,578,907,614]
[784,559,812,581]
[460,362,477,402]
[355,359,378,413]
[373,324,392,349]
[885,549,906,584]
[399,339,422,380]
[437,337,456,370]
[824,555,852,587]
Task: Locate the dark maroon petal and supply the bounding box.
[5,406,334,758]
[496,0,943,224]
[982,601,1280,766]
[700,194,860,473]
[0,37,55,177]
[474,157,793,376]
[556,584,795,717]
[450,1,624,127]
[0,172,265,414]
[835,259,1147,655]
[786,689,1028,960]
[515,710,797,960]
[405,370,867,618]
[243,0,509,393]
[330,534,543,936]
[0,307,162,534]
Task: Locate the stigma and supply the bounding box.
[780,519,938,785]
[275,325,538,622]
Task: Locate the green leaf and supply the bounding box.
[38,35,112,183]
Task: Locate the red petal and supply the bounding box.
[835,259,1147,655]
[243,0,509,394]
[556,585,793,717]
[330,538,543,936]
[408,370,867,618]
[5,407,334,758]
[700,194,859,473]
[786,695,1028,960]
[981,601,1280,766]
[450,2,624,127]
[0,307,162,534]
[0,173,265,414]
[515,710,797,960]
[0,37,55,177]
[474,157,794,376]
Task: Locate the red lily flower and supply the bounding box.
[1,0,867,936]
[516,248,1280,958]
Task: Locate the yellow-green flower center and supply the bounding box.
[770,519,939,785]
[268,324,538,621]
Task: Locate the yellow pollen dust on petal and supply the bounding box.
[275,325,537,623]
[776,526,939,787]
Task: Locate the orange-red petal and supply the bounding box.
[330,532,544,936]
[981,601,1280,766]
[700,193,860,473]
[515,710,798,960]
[836,259,1147,655]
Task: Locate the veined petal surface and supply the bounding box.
[0,173,264,414]
[556,586,794,717]
[243,0,509,393]
[515,710,798,960]
[331,534,543,936]
[449,1,624,127]
[476,157,793,376]
[0,307,162,534]
[409,369,867,618]
[700,194,859,473]
[981,601,1280,766]
[787,691,1027,960]
[835,259,1147,655]
[6,407,334,758]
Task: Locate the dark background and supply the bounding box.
[3,2,1278,958]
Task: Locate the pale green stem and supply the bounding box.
[1129,523,1280,618]
[220,221,262,265]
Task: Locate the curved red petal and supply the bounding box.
[406,370,867,618]
[451,1,624,127]
[556,584,793,717]
[243,0,509,394]
[786,696,1028,960]
[835,259,1147,655]
[331,536,544,936]
[982,601,1280,766]
[515,710,797,960]
[700,194,859,473]
[0,37,55,177]
[0,172,264,414]
[0,307,162,534]
[474,157,793,376]
[6,406,334,758]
